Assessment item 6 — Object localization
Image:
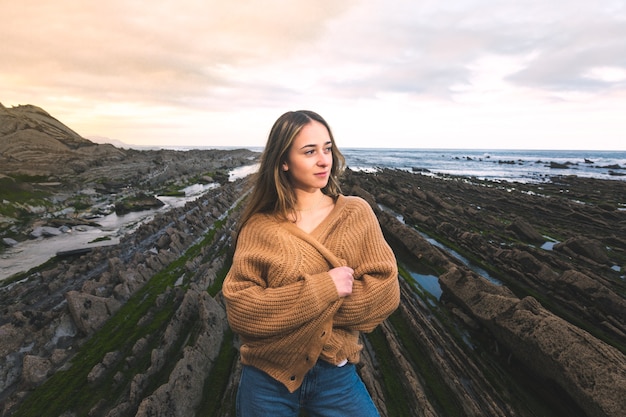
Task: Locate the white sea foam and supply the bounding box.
[340,148,626,183]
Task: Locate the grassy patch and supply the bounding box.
[0,176,52,203]
[364,327,414,416]
[387,310,465,417]
[89,236,112,243]
[68,195,93,211]
[196,329,238,417]
[12,263,183,416]
[158,183,186,197]
[208,251,233,297]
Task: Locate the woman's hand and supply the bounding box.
[329,266,354,297]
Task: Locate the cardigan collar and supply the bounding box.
[279,195,349,268]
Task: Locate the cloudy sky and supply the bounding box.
[2,0,625,150]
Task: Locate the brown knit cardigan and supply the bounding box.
[222,195,400,392]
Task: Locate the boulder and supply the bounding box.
[65,291,122,334]
[22,355,52,386]
[2,237,18,247]
[506,218,544,243]
[554,236,609,264]
[28,225,58,238]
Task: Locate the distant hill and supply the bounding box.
[0,103,94,148]
[87,135,134,148]
[0,103,125,177]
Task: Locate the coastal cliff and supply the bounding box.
[1,106,625,416]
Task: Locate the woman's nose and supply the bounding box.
[318,153,331,166]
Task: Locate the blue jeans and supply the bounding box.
[236,361,381,417]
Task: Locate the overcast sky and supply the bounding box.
[2,0,625,150]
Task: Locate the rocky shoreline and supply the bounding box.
[1,103,258,247]
[2,104,625,416]
[0,167,624,416]
[342,169,626,417]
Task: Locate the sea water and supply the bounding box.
[341,148,626,183]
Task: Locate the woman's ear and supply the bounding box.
[282,162,289,172]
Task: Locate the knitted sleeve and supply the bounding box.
[333,198,400,332]
[222,215,340,340]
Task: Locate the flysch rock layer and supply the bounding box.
[2,105,625,417]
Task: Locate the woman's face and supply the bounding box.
[282,120,333,193]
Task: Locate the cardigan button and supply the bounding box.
[290,375,296,381]
[321,331,326,337]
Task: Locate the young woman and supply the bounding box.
[222,110,400,417]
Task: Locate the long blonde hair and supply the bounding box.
[238,110,346,231]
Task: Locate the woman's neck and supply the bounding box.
[292,193,335,233]
[295,191,325,212]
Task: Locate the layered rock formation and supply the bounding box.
[1,106,625,416]
[0,102,257,240]
[1,178,246,416]
[0,103,124,177]
[341,169,626,417]
[1,167,623,417]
